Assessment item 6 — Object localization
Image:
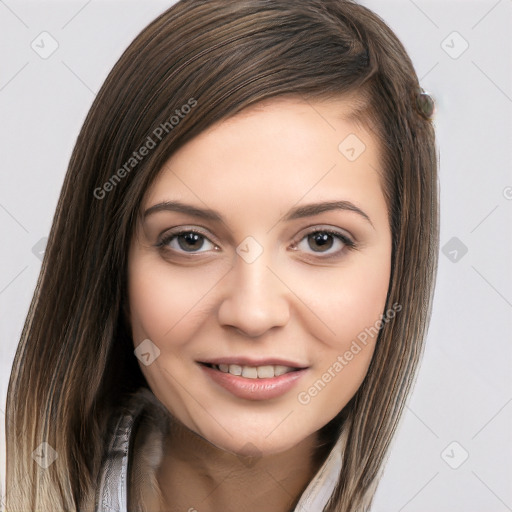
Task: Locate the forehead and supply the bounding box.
[142,96,386,228]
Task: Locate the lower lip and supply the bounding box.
[199,364,308,401]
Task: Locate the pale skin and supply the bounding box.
[127,96,392,512]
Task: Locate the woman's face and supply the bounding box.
[127,96,392,456]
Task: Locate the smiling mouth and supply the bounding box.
[200,362,303,379]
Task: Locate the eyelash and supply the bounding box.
[156,226,356,260]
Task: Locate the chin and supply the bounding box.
[195,421,315,459]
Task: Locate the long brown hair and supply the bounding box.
[6,1,438,510]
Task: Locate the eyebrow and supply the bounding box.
[143,200,374,228]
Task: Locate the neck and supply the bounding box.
[155,418,333,512]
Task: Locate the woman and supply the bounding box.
[5,0,438,511]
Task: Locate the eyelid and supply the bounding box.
[293,224,355,245]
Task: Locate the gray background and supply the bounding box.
[1,0,511,510]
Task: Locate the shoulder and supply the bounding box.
[80,387,170,512]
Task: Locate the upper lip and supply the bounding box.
[199,357,309,369]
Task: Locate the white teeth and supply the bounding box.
[257,365,274,378]
[242,366,258,379]
[229,364,242,376]
[273,365,290,377]
[214,363,296,378]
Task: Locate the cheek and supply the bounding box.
[126,257,208,412]
[297,251,391,350]
[294,249,391,415]
[127,256,216,346]
[128,272,172,344]
[337,261,390,339]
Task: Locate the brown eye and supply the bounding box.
[158,229,217,254]
[294,229,355,257]
[307,232,335,252]
[176,232,206,252]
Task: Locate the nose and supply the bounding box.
[216,249,291,338]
